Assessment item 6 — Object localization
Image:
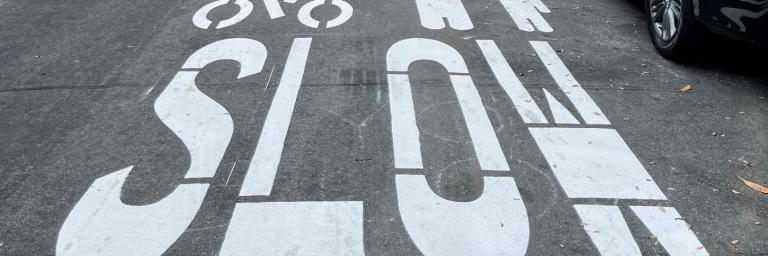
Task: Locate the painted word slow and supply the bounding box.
[55,0,713,255]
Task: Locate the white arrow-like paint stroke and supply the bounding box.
[57,38,267,256]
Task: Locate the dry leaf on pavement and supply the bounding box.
[738,177,768,194]
[680,84,692,92]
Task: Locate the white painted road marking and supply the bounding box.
[240,38,312,196]
[529,128,667,200]
[523,39,709,255]
[387,38,509,171]
[477,40,547,124]
[386,38,469,73]
[193,0,254,29]
[631,206,710,256]
[297,0,323,28]
[193,0,227,29]
[195,0,352,29]
[396,175,529,256]
[451,74,510,171]
[174,38,268,178]
[297,0,354,28]
[155,71,236,179]
[262,0,286,19]
[498,0,553,32]
[181,38,267,80]
[387,38,469,169]
[574,205,642,256]
[57,167,209,256]
[326,0,354,28]
[58,38,270,256]
[531,41,611,125]
[543,88,580,124]
[387,74,423,169]
[413,0,474,30]
[219,201,364,256]
[56,0,716,251]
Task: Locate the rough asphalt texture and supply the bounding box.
[0,0,766,255]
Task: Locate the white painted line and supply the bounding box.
[543,88,580,124]
[262,0,285,19]
[574,205,642,256]
[240,38,312,196]
[224,160,238,187]
[57,167,209,256]
[326,0,353,28]
[387,74,423,169]
[414,0,474,30]
[264,64,276,91]
[631,206,709,256]
[396,175,529,256]
[219,202,364,256]
[476,40,547,124]
[531,41,611,125]
[168,38,267,178]
[529,128,667,199]
[451,75,510,171]
[498,0,553,32]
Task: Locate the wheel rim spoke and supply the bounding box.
[670,0,682,18]
[664,6,677,40]
[650,0,681,41]
[650,0,665,12]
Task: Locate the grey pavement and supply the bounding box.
[0,0,766,255]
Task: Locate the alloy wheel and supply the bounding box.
[649,0,682,41]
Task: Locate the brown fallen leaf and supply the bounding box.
[738,177,768,194]
[680,84,692,92]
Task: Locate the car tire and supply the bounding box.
[645,0,710,61]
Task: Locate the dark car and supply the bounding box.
[645,0,767,59]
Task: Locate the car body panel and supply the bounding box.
[693,0,768,44]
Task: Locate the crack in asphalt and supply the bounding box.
[0,83,145,93]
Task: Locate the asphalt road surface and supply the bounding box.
[1,0,767,255]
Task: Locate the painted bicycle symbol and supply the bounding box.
[193,0,353,29]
